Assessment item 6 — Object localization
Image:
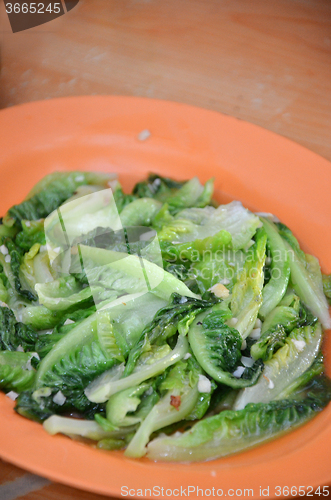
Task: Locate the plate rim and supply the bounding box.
[0,95,330,499]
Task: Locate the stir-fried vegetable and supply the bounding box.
[0,170,329,463]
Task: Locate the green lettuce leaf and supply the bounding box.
[234,323,323,409]
[147,384,331,462]
[230,229,267,338]
[3,238,37,301]
[0,305,38,352]
[85,335,189,404]
[157,201,261,250]
[0,351,36,392]
[322,274,331,304]
[15,220,46,252]
[105,381,157,427]
[278,224,331,330]
[123,293,218,377]
[133,174,186,200]
[188,308,263,388]
[43,414,134,441]
[259,218,290,318]
[119,198,162,227]
[124,358,201,458]
[8,171,115,226]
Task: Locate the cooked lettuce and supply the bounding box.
[259,218,290,318]
[7,171,115,226]
[0,264,9,303]
[0,351,36,392]
[120,198,162,227]
[43,415,131,441]
[251,295,317,361]
[278,224,331,330]
[125,358,202,458]
[133,174,186,200]
[1,170,329,464]
[322,274,331,304]
[15,220,46,252]
[77,245,198,302]
[188,308,263,388]
[234,323,323,409]
[147,381,331,462]
[85,334,189,404]
[191,249,246,295]
[157,201,261,250]
[20,244,54,293]
[123,293,219,377]
[0,306,38,352]
[2,238,37,301]
[105,382,156,427]
[35,276,105,311]
[161,230,232,263]
[230,228,267,338]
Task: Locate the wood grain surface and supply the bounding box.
[0,1,330,499]
[1,0,331,160]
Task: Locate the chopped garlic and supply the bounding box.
[228,317,238,327]
[6,391,19,401]
[241,356,254,368]
[5,254,11,263]
[25,221,31,227]
[241,339,247,351]
[268,379,274,389]
[53,391,66,406]
[183,353,192,360]
[249,327,261,339]
[292,339,306,352]
[0,245,8,255]
[64,319,75,325]
[197,374,212,393]
[209,283,229,299]
[16,345,24,352]
[232,366,245,378]
[254,318,262,329]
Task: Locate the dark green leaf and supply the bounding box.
[0,306,38,351]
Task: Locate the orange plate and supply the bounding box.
[0,96,331,499]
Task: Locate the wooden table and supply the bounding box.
[0,1,330,499]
